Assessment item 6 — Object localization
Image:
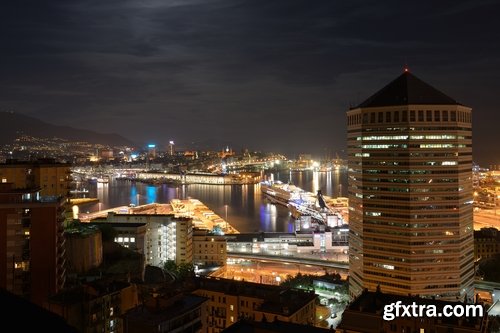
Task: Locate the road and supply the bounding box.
[212,259,341,285]
[227,252,349,270]
[474,208,500,230]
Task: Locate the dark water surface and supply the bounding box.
[80,170,348,233]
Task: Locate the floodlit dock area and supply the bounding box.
[78,198,239,234]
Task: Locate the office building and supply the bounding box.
[168,140,175,156]
[346,71,474,300]
[0,183,66,305]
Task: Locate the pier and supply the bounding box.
[78,199,239,234]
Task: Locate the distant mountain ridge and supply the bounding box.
[0,111,134,147]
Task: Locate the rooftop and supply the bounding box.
[340,289,487,331]
[124,294,207,325]
[195,277,316,317]
[48,280,133,304]
[89,221,147,228]
[357,71,460,108]
[221,319,332,333]
[474,227,500,240]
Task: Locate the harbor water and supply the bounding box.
[78,169,348,233]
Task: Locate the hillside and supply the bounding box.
[0,111,134,146]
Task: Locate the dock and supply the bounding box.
[78,199,239,234]
[70,198,99,206]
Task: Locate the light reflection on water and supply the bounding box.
[82,170,347,233]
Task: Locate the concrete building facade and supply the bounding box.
[193,229,227,268]
[0,183,66,305]
[91,212,193,266]
[0,159,71,197]
[192,277,316,333]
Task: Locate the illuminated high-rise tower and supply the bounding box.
[347,70,474,301]
[169,140,175,156]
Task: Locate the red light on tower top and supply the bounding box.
[404,67,409,72]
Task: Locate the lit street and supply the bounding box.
[474,208,500,230]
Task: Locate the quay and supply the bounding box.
[136,171,261,185]
[78,198,239,234]
[69,198,99,206]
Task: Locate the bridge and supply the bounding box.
[227,252,349,270]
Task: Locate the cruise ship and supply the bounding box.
[260,181,348,227]
[260,181,302,206]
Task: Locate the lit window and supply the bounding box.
[130,237,135,242]
[118,237,123,242]
[230,305,234,311]
[124,237,129,242]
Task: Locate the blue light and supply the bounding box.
[148,144,156,148]
[146,185,157,204]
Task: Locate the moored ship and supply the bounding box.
[260,180,348,227]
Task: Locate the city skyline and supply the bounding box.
[1,1,500,165]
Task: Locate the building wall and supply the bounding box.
[113,225,146,254]
[47,283,139,333]
[35,165,71,197]
[193,233,227,267]
[474,228,500,261]
[192,289,263,333]
[0,185,66,306]
[256,299,316,325]
[93,213,193,267]
[0,161,71,197]
[66,231,103,274]
[30,204,66,305]
[176,218,193,265]
[192,287,315,333]
[347,104,474,300]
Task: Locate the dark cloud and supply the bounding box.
[1,0,499,164]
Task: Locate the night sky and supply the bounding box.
[1,0,499,165]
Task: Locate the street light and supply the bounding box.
[224,205,228,231]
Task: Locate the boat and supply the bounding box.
[260,181,302,206]
[261,180,348,227]
[97,176,110,184]
[69,188,89,194]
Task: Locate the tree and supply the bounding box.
[163,260,177,272]
[163,260,195,280]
